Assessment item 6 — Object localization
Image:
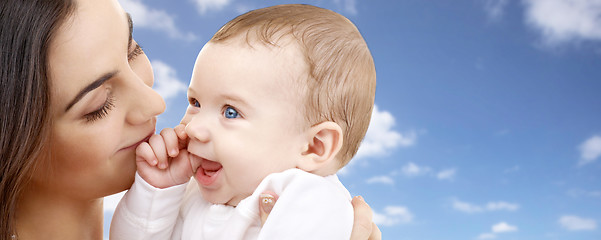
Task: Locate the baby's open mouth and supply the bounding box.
[195,158,223,186]
[201,159,222,176]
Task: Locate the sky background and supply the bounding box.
[104,0,601,239]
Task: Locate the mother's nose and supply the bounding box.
[124,74,166,125]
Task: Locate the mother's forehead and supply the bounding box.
[47,0,130,106]
[53,0,127,50]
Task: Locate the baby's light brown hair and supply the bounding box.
[210,4,376,168]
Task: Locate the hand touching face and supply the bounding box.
[34,0,165,199]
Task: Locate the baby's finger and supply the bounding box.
[174,124,187,139]
[135,142,157,166]
[160,128,179,158]
[148,134,169,169]
[174,124,188,148]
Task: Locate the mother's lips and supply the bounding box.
[120,132,153,151]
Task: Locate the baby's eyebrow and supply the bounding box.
[220,93,254,110]
[221,94,246,104]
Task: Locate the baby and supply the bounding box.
[111,4,376,239]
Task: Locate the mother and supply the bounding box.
[0,0,380,239]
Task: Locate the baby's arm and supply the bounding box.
[110,172,188,240]
[136,124,193,188]
[110,125,192,240]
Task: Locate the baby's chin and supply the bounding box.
[196,183,246,207]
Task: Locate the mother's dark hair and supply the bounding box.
[0,0,74,238]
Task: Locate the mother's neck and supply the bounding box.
[16,183,104,240]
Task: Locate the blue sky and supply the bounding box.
[104,0,601,239]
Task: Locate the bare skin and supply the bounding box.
[16,0,163,239]
[13,0,381,239]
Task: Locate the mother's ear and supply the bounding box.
[298,121,343,174]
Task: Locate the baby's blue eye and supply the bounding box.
[189,98,200,108]
[224,106,239,119]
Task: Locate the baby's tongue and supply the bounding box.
[201,159,222,176]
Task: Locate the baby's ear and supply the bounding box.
[298,121,343,173]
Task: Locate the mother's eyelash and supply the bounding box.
[128,44,143,61]
[84,93,115,122]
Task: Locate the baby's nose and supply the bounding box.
[185,116,211,143]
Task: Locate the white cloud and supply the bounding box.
[486,201,520,211]
[559,215,597,231]
[234,4,254,14]
[504,165,520,173]
[578,135,601,166]
[453,199,519,213]
[477,233,497,239]
[366,175,394,185]
[373,206,413,226]
[342,0,358,15]
[401,162,431,177]
[484,0,509,21]
[333,0,358,15]
[119,0,197,41]
[523,0,601,46]
[190,0,231,15]
[492,222,518,233]
[476,222,518,239]
[437,168,456,180]
[453,199,483,213]
[151,60,188,101]
[355,105,416,160]
[568,189,601,198]
[364,164,457,185]
[495,129,510,136]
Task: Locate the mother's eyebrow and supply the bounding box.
[65,71,118,112]
[64,13,132,112]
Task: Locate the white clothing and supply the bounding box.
[110,168,353,240]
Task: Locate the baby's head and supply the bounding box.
[211,4,376,168]
[181,4,375,206]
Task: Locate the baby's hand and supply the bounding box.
[135,124,193,188]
